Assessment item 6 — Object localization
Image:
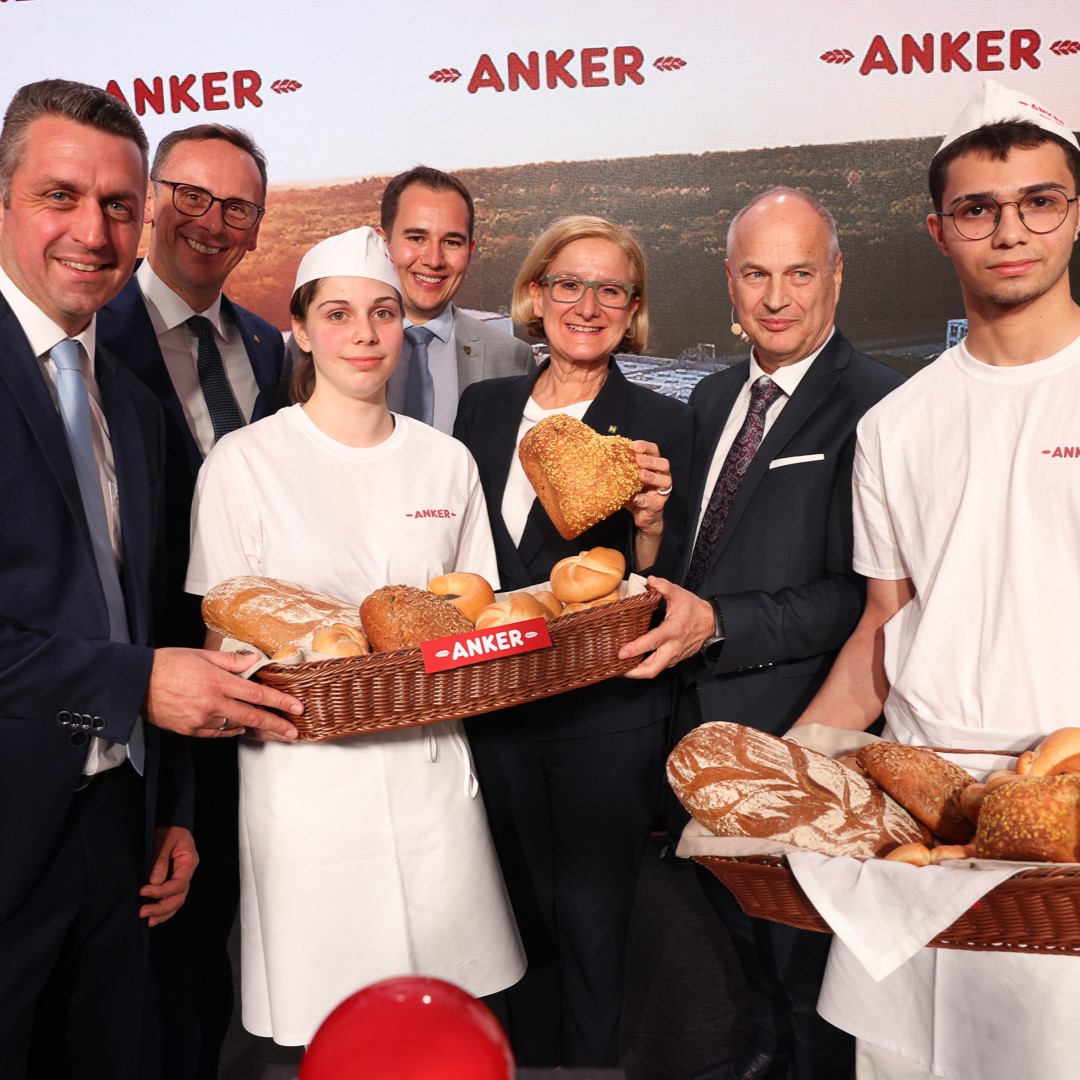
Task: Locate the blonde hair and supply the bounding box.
[511,215,649,354]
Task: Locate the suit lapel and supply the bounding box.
[0,298,91,542]
[225,295,277,421]
[453,308,480,388]
[708,335,850,565]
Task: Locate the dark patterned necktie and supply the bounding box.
[684,375,784,593]
[403,325,436,425]
[187,315,244,442]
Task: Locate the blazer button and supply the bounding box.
[79,712,93,729]
[70,731,90,748]
[92,716,106,731]
[57,710,72,727]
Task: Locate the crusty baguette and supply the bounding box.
[518,414,642,540]
[202,575,364,655]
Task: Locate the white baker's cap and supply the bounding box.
[936,78,1079,156]
[292,226,402,296]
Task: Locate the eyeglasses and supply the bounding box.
[152,178,265,230]
[939,190,1079,240]
[540,274,638,310]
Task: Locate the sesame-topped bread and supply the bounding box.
[975,775,1080,862]
[518,414,642,540]
[360,584,472,652]
[667,722,929,858]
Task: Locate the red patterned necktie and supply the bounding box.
[684,375,784,593]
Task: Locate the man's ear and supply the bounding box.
[926,212,950,257]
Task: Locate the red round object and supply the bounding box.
[299,976,514,1080]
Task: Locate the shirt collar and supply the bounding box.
[749,326,835,398]
[0,259,98,371]
[137,258,227,337]
[403,303,455,345]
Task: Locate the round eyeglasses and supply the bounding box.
[540,274,638,310]
[152,178,265,230]
[939,189,1079,240]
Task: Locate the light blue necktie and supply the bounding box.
[403,325,436,426]
[51,338,144,773]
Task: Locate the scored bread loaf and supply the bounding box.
[856,742,976,844]
[202,575,367,656]
[668,722,929,858]
[974,774,1080,862]
[518,414,642,540]
[360,584,472,651]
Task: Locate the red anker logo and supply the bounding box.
[819,29,1048,75]
[406,508,458,518]
[1041,447,1080,458]
[428,47,686,94]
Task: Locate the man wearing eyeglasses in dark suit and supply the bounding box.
[97,124,287,1080]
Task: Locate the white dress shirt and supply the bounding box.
[136,259,260,457]
[691,329,835,546]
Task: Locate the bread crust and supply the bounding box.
[975,775,1080,862]
[202,575,364,655]
[474,591,551,630]
[427,572,496,625]
[549,547,625,603]
[360,585,472,651]
[518,414,642,540]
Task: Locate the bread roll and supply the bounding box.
[311,623,371,657]
[560,589,621,614]
[856,742,976,844]
[202,575,364,655]
[549,547,626,603]
[532,590,564,619]
[518,414,642,540]
[360,585,472,652]
[474,591,551,630]
[974,775,1080,862]
[1020,728,1080,777]
[427,572,496,625]
[884,842,931,866]
[667,722,928,859]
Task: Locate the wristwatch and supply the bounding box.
[701,597,725,660]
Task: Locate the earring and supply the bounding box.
[730,307,750,344]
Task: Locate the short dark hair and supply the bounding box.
[152,124,268,197]
[0,79,148,204]
[380,166,475,240]
[287,279,321,404]
[929,120,1080,211]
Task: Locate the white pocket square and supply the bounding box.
[769,454,825,470]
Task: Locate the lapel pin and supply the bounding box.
[608,425,618,434]
[254,335,261,344]
[463,345,473,355]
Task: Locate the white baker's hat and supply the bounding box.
[292,226,402,296]
[936,78,1079,156]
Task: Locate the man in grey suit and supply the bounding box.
[377,165,532,432]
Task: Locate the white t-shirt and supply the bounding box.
[820,334,1080,1080]
[852,333,1080,748]
[186,406,523,1046]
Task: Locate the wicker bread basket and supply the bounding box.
[694,854,1080,955]
[692,747,1080,955]
[255,587,659,740]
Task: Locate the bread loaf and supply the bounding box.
[360,585,472,652]
[518,414,642,540]
[549,547,625,603]
[474,591,551,630]
[855,743,976,844]
[427,572,496,625]
[202,575,365,655]
[974,775,1080,862]
[667,722,928,858]
[1016,728,1080,777]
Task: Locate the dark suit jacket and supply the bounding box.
[679,331,904,737]
[97,276,286,647]
[455,359,694,739]
[0,292,178,924]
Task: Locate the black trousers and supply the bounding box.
[139,739,239,1080]
[468,711,666,1068]
[0,764,147,1080]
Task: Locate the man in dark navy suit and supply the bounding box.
[0,81,301,1080]
[97,124,288,1080]
[622,188,904,1080]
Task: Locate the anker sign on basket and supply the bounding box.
[421,618,553,673]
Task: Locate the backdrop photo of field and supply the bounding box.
[218,136,1080,371]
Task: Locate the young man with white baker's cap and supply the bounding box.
[795,80,1080,1079]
